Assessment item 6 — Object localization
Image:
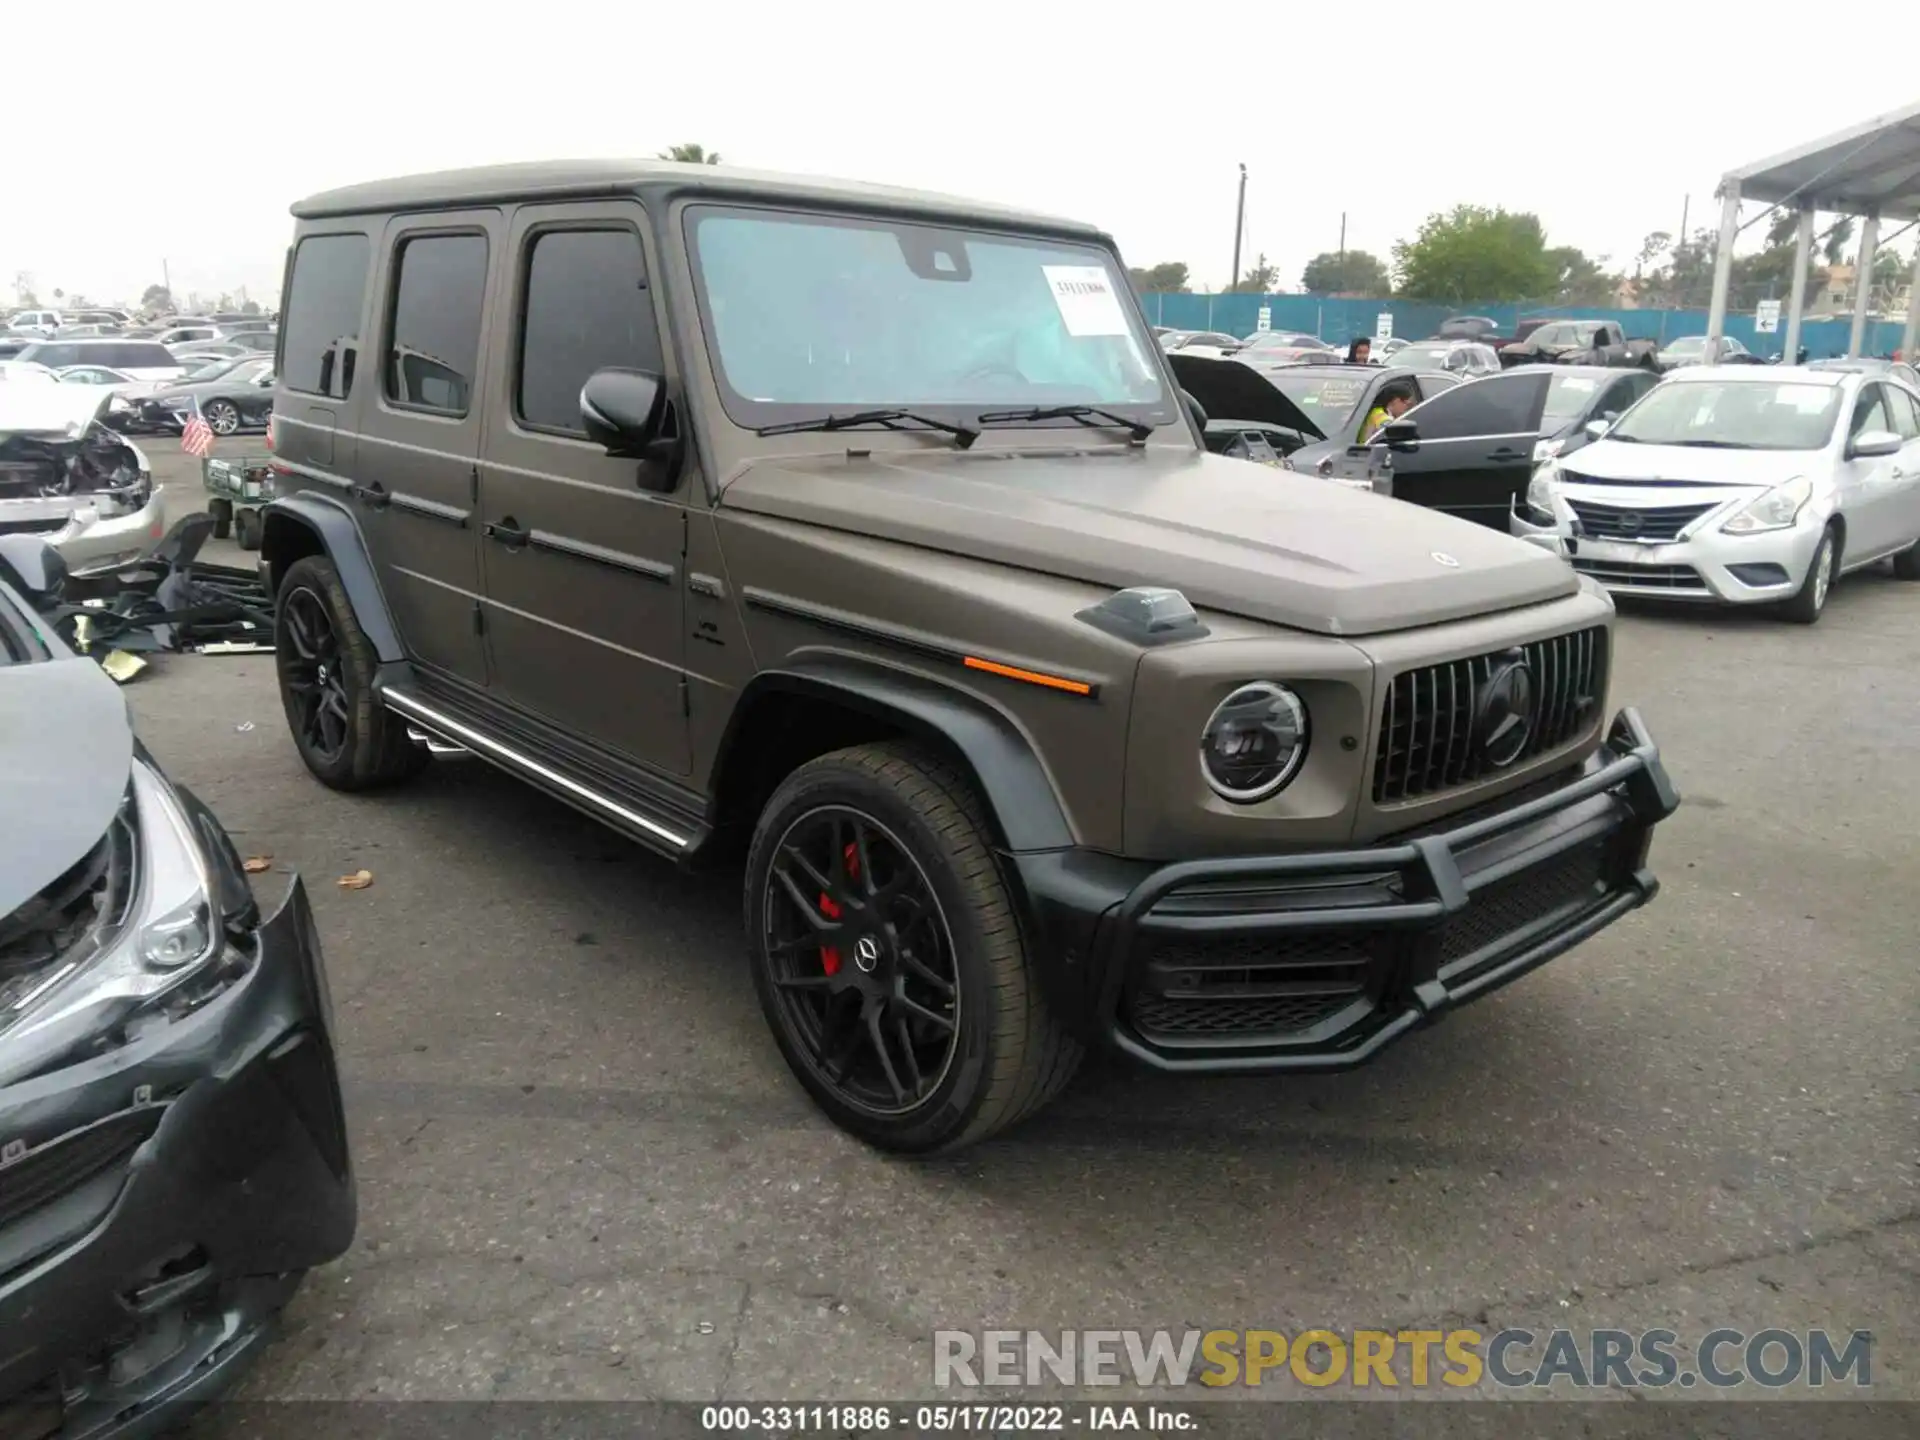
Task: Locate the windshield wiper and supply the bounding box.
[1664,439,1756,449]
[974,404,1154,442]
[754,409,978,449]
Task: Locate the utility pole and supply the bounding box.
[1338,212,1346,262]
[1230,164,1247,291]
[1677,196,1689,252]
[162,258,171,304]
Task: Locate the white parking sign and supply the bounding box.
[1376,312,1394,341]
[1756,299,1781,334]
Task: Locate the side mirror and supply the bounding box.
[580,367,681,488]
[1179,387,1208,430]
[1379,419,1420,450]
[1848,429,1903,460]
[0,534,68,605]
[1584,418,1612,440]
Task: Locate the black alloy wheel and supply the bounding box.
[762,805,962,1116]
[278,585,351,767]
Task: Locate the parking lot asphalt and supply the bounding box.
[126,445,1918,1412]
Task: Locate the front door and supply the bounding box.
[1374,371,1549,528]
[475,201,691,777]
[349,211,500,687]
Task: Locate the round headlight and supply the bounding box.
[1200,682,1309,803]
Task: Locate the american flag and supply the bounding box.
[181,397,215,459]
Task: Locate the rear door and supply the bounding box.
[1370,371,1549,527]
[474,201,690,776]
[347,213,499,686]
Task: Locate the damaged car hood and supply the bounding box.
[723,446,1578,636]
[0,384,113,440]
[0,646,133,920]
[1169,353,1325,440]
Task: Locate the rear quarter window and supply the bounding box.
[282,232,373,399]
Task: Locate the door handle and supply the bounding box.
[485,517,530,547]
[353,480,390,509]
[1486,448,1525,461]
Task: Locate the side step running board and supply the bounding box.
[406,726,472,758]
[381,688,692,852]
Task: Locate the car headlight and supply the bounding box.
[1525,464,1559,522]
[1200,682,1310,803]
[1720,475,1812,535]
[0,759,234,1086]
[1532,436,1565,463]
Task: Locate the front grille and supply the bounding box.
[0,1104,164,1232]
[1572,558,1707,591]
[1438,841,1609,966]
[1566,498,1713,542]
[1372,627,1607,805]
[1127,931,1377,1040]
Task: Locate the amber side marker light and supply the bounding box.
[962,656,1094,696]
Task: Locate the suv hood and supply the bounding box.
[0,384,113,439]
[0,651,134,919]
[724,447,1578,636]
[1565,438,1821,488]
[1169,353,1325,440]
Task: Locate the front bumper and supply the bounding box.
[0,823,354,1435]
[1012,709,1678,1073]
[1509,496,1823,603]
[1,487,168,575]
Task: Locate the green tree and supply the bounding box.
[660,143,721,165]
[1547,246,1619,305]
[1127,261,1191,293]
[1392,206,1559,302]
[241,298,261,315]
[1225,253,1279,294]
[1823,216,1853,266]
[1299,249,1389,296]
[140,283,172,311]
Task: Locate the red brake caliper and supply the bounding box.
[817,842,861,976]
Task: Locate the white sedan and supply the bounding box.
[1510,365,1920,623]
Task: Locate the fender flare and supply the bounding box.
[259,493,405,663]
[718,655,1077,853]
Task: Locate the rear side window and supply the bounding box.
[99,342,177,370]
[516,228,661,436]
[1405,372,1547,440]
[282,233,371,399]
[385,233,488,417]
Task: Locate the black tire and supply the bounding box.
[204,398,241,436]
[744,742,1081,1153]
[274,555,426,790]
[1778,523,1838,625]
[234,507,263,551]
[208,497,233,540]
[1893,538,1920,581]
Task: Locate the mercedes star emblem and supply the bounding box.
[854,936,881,973]
[1431,552,1460,568]
[1474,655,1539,769]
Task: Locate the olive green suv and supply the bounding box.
[259,161,1679,1153]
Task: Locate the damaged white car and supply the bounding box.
[0,385,166,573]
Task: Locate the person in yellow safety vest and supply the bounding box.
[1358,384,1417,444]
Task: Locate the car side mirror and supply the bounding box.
[1848,429,1903,460]
[1379,419,1420,450]
[1179,387,1208,430]
[581,367,681,489]
[1584,418,1612,439]
[0,534,68,605]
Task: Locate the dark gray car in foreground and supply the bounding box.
[257,159,1679,1155]
[0,537,354,1436]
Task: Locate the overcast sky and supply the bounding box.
[7,3,1916,308]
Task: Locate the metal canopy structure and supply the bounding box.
[1706,99,1920,364]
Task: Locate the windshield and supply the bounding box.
[181,358,243,383]
[1664,336,1707,355]
[1391,344,1452,371]
[1542,374,1603,428]
[1241,332,1321,352]
[1608,380,1842,451]
[688,208,1170,431]
[1267,373,1371,425]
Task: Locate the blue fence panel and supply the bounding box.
[1136,292,1908,360]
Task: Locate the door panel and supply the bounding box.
[1840,384,1901,557]
[1385,373,1548,527]
[350,213,500,686]
[476,202,691,777]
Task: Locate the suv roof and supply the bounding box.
[290,159,1099,237]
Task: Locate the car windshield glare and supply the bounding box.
[688,208,1171,429]
[1608,380,1841,450]
[1268,373,1370,423]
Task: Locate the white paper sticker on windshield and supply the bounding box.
[1042,265,1130,337]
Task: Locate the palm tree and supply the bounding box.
[659,144,721,165]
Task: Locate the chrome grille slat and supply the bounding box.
[1371,627,1608,805]
[1565,497,1714,543]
